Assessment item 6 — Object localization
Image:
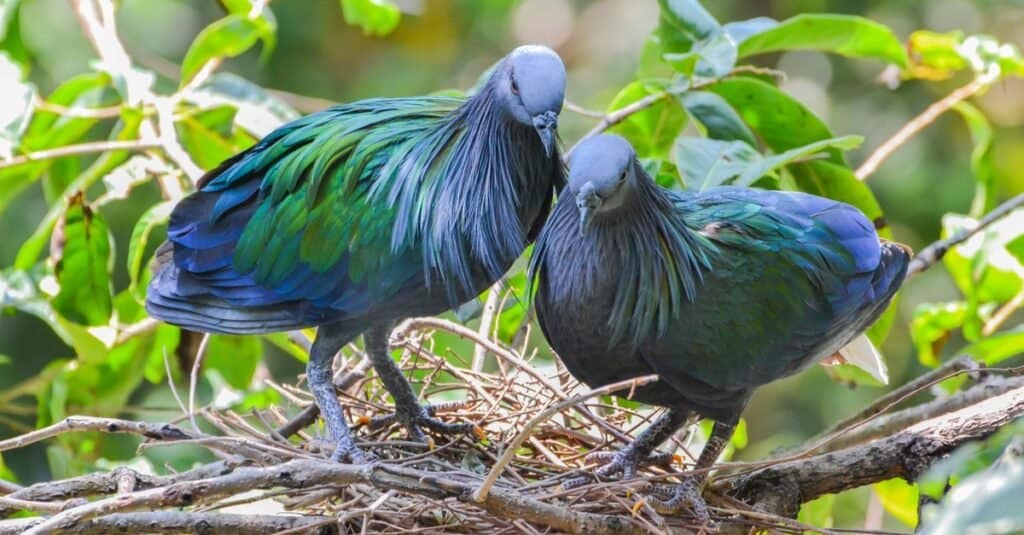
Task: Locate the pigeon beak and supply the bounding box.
[532,112,558,157]
[578,205,594,236]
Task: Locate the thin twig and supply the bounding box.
[472,287,502,372]
[0,140,161,170]
[855,77,988,180]
[473,375,658,503]
[188,333,212,432]
[0,416,191,453]
[907,192,1024,276]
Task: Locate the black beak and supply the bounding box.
[532,111,558,157]
[576,183,599,236]
[578,205,594,236]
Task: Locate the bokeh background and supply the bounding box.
[3,0,1023,529]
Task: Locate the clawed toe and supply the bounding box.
[362,402,478,444]
[647,478,714,527]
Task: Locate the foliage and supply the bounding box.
[1,0,1023,532]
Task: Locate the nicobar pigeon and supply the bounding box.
[531,134,909,519]
[146,45,567,463]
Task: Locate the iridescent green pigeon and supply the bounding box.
[147,45,566,462]
[531,134,909,519]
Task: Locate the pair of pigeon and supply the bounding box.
[146,45,909,517]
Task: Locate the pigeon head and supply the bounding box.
[567,134,639,234]
[494,45,566,156]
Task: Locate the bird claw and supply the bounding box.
[327,437,374,464]
[366,402,477,443]
[647,478,715,529]
[564,446,676,489]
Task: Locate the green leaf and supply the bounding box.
[180,14,275,87]
[738,14,909,67]
[709,77,845,165]
[0,72,113,212]
[961,326,1024,365]
[657,0,719,44]
[656,0,736,79]
[906,30,968,80]
[127,201,173,303]
[911,302,968,367]
[0,51,35,160]
[722,17,778,45]
[797,494,835,531]
[0,354,8,365]
[874,477,919,528]
[952,102,996,218]
[673,135,860,191]
[673,137,761,191]
[176,105,241,169]
[680,91,756,146]
[186,72,299,137]
[920,440,1024,535]
[942,212,1024,305]
[50,192,114,326]
[735,135,862,186]
[339,0,401,37]
[14,109,143,270]
[606,81,687,159]
[205,335,263,390]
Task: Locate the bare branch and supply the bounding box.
[855,77,988,180]
[0,140,161,170]
[907,192,1024,276]
[0,416,191,453]
[1,511,334,535]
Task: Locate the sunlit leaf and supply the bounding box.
[50,192,114,326]
[339,0,401,37]
[735,135,862,186]
[907,30,967,80]
[0,51,35,160]
[127,201,173,302]
[186,72,299,137]
[722,17,778,45]
[874,477,919,528]
[176,105,240,169]
[911,302,968,367]
[961,326,1024,364]
[738,14,908,67]
[180,14,275,87]
[0,72,113,212]
[952,102,995,218]
[942,212,1024,305]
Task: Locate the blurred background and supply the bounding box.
[2,0,1023,528]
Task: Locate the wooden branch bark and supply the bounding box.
[0,512,336,535]
[725,383,1024,521]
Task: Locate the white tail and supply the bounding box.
[835,334,889,385]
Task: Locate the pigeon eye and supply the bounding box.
[510,77,519,95]
[619,171,627,182]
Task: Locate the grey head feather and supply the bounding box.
[531,134,713,348]
[495,45,565,155]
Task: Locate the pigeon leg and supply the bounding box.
[649,420,736,525]
[363,324,477,443]
[308,323,368,463]
[565,408,690,489]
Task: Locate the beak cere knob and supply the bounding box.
[533,111,558,157]
[576,183,599,235]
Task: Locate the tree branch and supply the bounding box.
[907,192,1024,276]
[0,140,161,170]
[1,511,335,535]
[727,383,1024,519]
[855,77,988,180]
